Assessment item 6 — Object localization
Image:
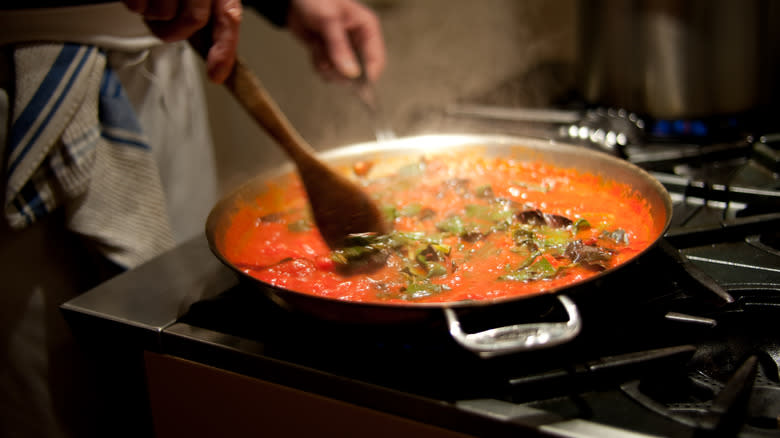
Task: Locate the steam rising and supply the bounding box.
[207,0,579,195]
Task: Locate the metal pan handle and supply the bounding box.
[443,295,582,358]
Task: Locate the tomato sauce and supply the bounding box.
[221,153,657,304]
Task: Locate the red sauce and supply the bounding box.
[221,153,657,304]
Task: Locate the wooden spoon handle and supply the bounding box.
[223,58,317,163]
[188,31,316,163]
[190,35,390,247]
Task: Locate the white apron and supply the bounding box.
[0,4,218,437]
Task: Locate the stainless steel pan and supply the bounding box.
[206,134,673,357]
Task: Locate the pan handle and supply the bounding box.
[444,295,582,358]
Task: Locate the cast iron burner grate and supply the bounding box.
[620,304,780,437]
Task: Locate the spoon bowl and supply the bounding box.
[215,57,390,248]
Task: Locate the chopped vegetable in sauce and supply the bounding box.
[221,152,656,304]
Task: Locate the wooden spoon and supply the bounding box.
[197,50,389,248]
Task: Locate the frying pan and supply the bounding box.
[205,134,673,357]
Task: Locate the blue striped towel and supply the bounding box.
[5,43,174,268]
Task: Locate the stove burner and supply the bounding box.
[615,275,780,437]
[621,356,780,437]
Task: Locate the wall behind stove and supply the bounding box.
[204,0,578,194]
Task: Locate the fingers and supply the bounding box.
[347,9,385,82]
[122,0,242,84]
[289,0,387,83]
[324,0,386,82]
[321,20,362,80]
[142,0,211,42]
[308,42,342,81]
[206,0,242,83]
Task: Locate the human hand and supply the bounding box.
[287,0,386,82]
[121,0,242,83]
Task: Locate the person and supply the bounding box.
[0,1,386,437]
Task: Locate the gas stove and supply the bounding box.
[62,108,780,438]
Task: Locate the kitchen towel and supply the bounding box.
[4,43,174,268]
